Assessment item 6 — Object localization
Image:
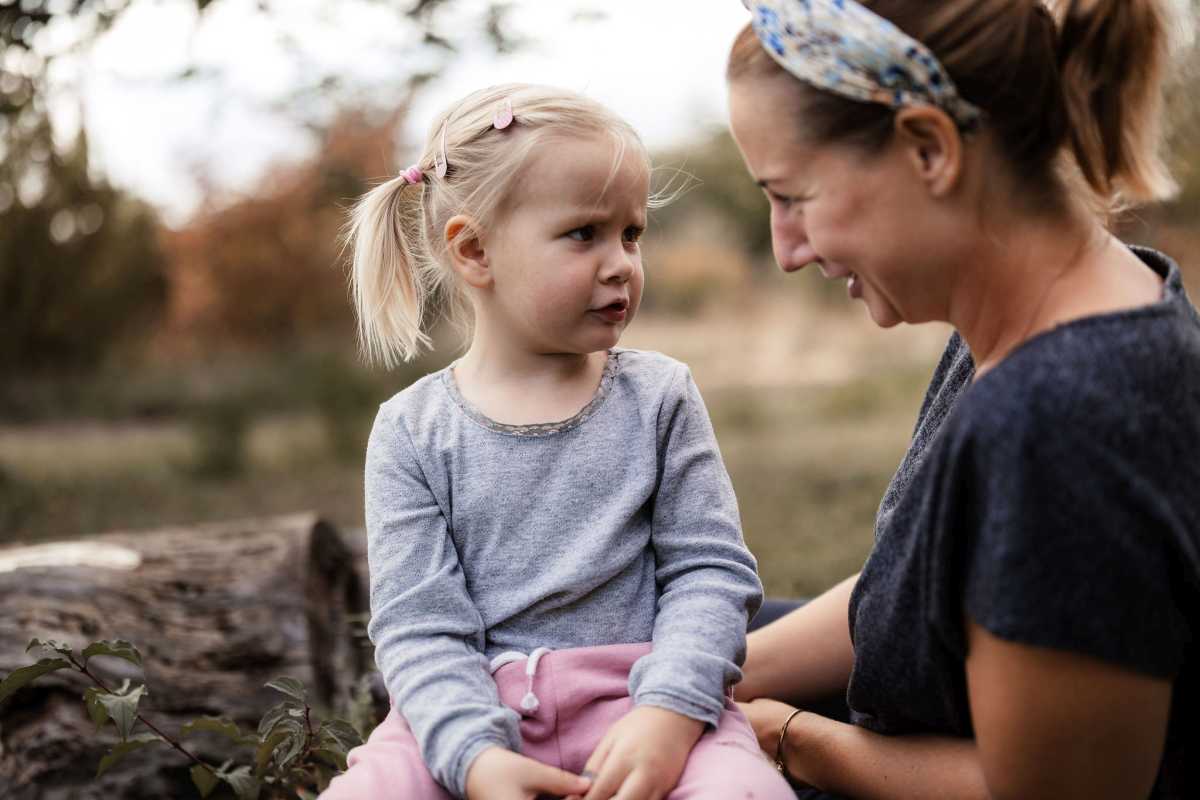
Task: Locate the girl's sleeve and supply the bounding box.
[364,404,521,798]
[627,364,764,726]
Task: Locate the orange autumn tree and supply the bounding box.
[162,107,406,353]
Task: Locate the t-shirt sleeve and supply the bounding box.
[364,404,521,797]
[627,363,764,725]
[929,406,1190,679]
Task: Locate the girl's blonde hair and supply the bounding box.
[344,83,651,367]
[728,0,1193,216]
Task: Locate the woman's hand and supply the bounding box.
[465,746,592,800]
[736,698,816,787]
[565,705,705,800]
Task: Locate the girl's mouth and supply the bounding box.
[591,300,628,323]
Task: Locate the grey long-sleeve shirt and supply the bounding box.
[364,347,763,797]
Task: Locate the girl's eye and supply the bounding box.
[623,225,644,244]
[567,225,595,242]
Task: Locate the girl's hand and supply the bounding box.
[736,698,814,786]
[566,705,705,800]
[466,746,592,800]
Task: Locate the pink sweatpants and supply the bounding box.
[320,642,793,799]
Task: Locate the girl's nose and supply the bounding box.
[600,242,635,283]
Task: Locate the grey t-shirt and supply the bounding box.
[364,347,763,797]
[848,247,1198,798]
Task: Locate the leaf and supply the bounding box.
[82,640,143,669]
[317,718,363,753]
[256,700,299,740]
[181,716,253,745]
[96,732,161,777]
[264,676,307,704]
[83,687,110,731]
[311,747,347,772]
[96,682,147,740]
[191,764,221,798]
[275,722,308,771]
[0,658,71,704]
[219,765,261,800]
[254,729,290,776]
[25,638,74,659]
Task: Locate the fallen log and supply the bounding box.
[0,512,369,799]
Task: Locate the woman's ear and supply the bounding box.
[893,107,963,197]
[445,215,491,289]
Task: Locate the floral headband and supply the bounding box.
[742,0,983,130]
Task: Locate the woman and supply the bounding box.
[726,1,1198,798]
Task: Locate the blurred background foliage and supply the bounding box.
[1,0,1198,596]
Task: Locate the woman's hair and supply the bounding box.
[344,83,650,367]
[727,0,1190,214]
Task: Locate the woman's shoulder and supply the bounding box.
[959,249,1200,444]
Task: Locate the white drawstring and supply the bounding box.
[488,647,552,715]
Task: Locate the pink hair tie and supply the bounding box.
[400,165,424,184]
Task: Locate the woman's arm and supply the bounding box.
[742,618,1172,800]
[965,620,1171,800]
[740,700,988,799]
[735,572,858,704]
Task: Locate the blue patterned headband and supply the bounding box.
[742,0,984,130]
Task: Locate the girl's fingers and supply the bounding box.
[582,734,613,778]
[579,738,614,798]
[525,761,592,799]
[582,756,629,800]
[610,770,658,800]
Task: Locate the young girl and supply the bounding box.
[321,84,795,800]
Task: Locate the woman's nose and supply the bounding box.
[771,208,809,272]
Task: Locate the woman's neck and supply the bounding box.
[947,204,1161,381]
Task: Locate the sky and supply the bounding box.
[50,0,752,224]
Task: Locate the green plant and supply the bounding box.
[0,638,365,799]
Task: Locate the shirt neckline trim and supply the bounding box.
[440,349,621,438]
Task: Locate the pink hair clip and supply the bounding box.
[493,98,514,130]
[400,165,424,184]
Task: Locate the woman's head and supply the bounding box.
[345,83,651,366]
[729,0,1181,209]
[727,0,1186,326]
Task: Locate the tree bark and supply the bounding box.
[0,512,370,799]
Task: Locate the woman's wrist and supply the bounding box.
[778,710,834,789]
[774,708,806,775]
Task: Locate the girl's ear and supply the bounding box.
[445,215,491,289]
[893,106,963,198]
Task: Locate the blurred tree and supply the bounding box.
[0,101,167,374]
[652,129,771,263]
[1,0,591,373]
[162,107,402,350]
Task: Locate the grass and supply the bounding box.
[0,284,950,597]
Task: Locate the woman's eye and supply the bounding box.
[623,225,644,243]
[766,190,807,209]
[567,225,595,242]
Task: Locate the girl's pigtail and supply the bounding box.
[1056,0,1178,206]
[345,174,433,367]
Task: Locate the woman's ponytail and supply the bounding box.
[345,175,434,367]
[1056,0,1179,206]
